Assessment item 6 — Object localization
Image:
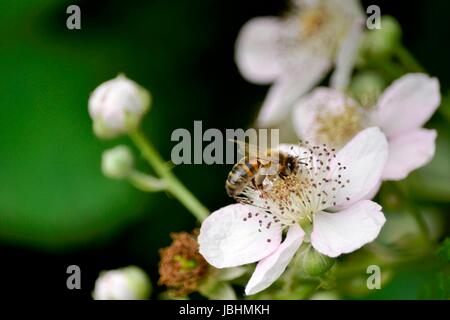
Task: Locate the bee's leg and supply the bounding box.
[254,174,266,190]
[278,173,287,180]
[251,178,258,189]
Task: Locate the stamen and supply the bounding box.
[238,141,351,232]
[300,6,328,38]
[315,103,364,149]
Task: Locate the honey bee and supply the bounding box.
[225,141,300,198]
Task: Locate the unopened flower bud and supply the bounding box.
[88,74,151,139]
[363,16,402,58]
[92,266,151,300]
[101,145,134,179]
[299,245,335,277]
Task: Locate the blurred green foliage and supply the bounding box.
[0,0,148,250]
[0,0,252,251]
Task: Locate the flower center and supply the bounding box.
[315,103,364,150]
[290,0,353,58]
[238,143,351,231]
[299,6,327,38]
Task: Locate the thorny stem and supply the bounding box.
[129,129,209,222]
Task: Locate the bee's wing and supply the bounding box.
[231,139,262,157]
[229,139,276,164]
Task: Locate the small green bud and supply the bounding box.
[363,15,402,58]
[299,245,335,277]
[92,266,152,300]
[101,145,134,179]
[349,71,386,106]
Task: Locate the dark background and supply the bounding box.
[0,0,448,300]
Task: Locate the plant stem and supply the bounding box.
[129,129,209,221]
[128,170,167,192]
[365,59,406,81]
[395,45,425,73]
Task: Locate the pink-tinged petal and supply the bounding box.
[382,129,437,181]
[330,18,364,91]
[245,224,304,295]
[331,127,388,206]
[256,57,332,127]
[292,88,360,143]
[374,73,441,136]
[198,204,282,268]
[333,181,381,211]
[235,17,283,84]
[362,180,382,200]
[311,200,386,257]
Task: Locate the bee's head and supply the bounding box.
[286,155,299,174]
[278,154,299,177]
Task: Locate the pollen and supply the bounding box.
[315,103,364,149]
[158,231,209,297]
[300,6,327,38]
[290,0,352,58]
[238,141,351,231]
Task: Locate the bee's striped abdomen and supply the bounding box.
[225,160,260,197]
